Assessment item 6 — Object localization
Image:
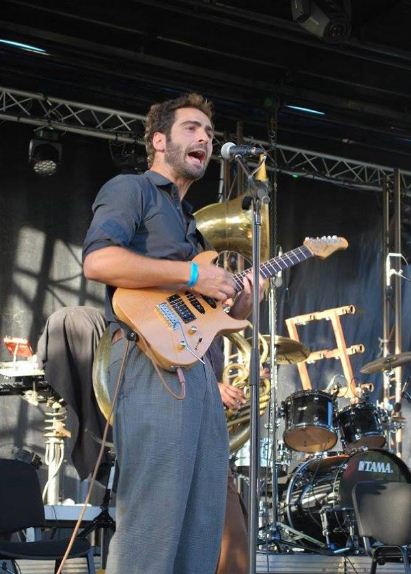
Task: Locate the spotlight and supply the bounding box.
[29,128,62,176]
[291,0,351,43]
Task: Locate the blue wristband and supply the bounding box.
[187,261,199,288]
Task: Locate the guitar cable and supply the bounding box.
[55,332,132,574]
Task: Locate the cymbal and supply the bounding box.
[360,352,411,374]
[253,334,310,364]
[273,336,310,364]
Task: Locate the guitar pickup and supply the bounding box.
[167,294,195,323]
[185,291,205,314]
[201,295,217,309]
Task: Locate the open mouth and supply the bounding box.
[187,149,206,166]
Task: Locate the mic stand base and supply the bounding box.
[80,463,117,569]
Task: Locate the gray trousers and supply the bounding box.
[105,338,229,574]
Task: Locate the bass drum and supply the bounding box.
[282,449,411,546]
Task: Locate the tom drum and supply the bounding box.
[283,390,337,453]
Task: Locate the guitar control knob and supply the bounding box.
[189,326,198,334]
[177,341,187,350]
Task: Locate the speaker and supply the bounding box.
[291,0,351,43]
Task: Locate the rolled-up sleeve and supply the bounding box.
[83,175,144,260]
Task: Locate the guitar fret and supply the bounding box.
[263,260,278,275]
[284,252,297,265]
[234,275,244,293]
[233,245,313,289]
[259,264,271,279]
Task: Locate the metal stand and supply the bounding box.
[265,278,285,546]
[43,398,70,505]
[233,154,269,574]
[80,460,117,569]
[382,170,404,458]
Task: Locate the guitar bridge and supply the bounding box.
[156,303,180,330]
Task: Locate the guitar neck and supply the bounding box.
[233,244,313,292]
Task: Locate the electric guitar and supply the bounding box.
[112,236,348,371]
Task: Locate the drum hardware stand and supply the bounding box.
[320,506,334,550]
[318,506,354,554]
[269,522,327,551]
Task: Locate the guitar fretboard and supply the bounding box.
[233,245,312,293]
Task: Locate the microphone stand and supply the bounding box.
[233,154,269,574]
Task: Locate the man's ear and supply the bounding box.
[152,132,166,152]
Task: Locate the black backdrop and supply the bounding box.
[1,121,410,500]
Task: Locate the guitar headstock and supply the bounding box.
[304,236,348,259]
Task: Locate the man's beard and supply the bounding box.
[164,138,208,181]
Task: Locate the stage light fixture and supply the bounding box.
[29,128,62,176]
[291,0,351,43]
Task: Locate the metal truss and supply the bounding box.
[270,145,411,193]
[2,85,411,192]
[0,85,146,142]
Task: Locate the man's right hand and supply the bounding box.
[218,383,247,410]
[193,264,236,302]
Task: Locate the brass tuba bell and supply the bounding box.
[194,194,270,262]
[195,154,270,261]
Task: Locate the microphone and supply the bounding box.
[220,142,266,160]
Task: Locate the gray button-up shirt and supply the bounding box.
[83,170,203,320]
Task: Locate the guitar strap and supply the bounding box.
[114,318,186,400]
[116,318,138,343]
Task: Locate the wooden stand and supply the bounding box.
[285,305,364,398]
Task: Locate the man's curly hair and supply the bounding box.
[144,93,213,167]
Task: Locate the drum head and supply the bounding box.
[282,449,411,547]
[338,449,411,508]
[284,426,337,453]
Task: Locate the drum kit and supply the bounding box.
[240,337,411,552]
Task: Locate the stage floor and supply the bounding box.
[9,554,408,573]
[256,552,407,573]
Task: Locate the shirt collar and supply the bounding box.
[145,169,194,216]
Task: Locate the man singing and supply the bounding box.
[83,93,255,574]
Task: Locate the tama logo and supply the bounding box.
[358,460,394,473]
